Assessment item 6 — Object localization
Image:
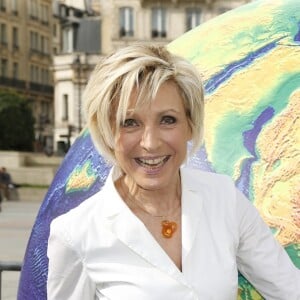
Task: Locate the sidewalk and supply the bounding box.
[0,201,41,300]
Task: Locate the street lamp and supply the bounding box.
[73,54,82,133]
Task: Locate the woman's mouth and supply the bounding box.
[135,156,170,169]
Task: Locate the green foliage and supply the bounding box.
[0,90,35,151]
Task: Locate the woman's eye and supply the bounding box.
[122,118,138,127]
[161,116,176,125]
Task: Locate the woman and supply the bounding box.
[47,44,300,299]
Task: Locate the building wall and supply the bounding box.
[52,50,99,152]
[52,0,252,152]
[100,0,251,54]
[0,0,54,152]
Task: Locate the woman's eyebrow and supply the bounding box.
[159,109,180,114]
[125,108,180,115]
[124,109,135,115]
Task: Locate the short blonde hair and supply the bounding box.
[83,44,204,165]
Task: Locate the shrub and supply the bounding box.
[0,90,35,151]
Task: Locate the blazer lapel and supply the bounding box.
[100,167,203,284]
[181,168,203,266]
[112,209,182,277]
[100,169,184,281]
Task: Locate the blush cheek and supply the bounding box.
[118,132,138,150]
[164,131,187,149]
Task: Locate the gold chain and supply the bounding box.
[118,179,181,238]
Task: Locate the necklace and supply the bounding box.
[119,181,181,239]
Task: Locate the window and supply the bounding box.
[41,68,45,83]
[45,69,49,84]
[41,36,49,54]
[29,0,38,19]
[30,65,39,82]
[62,26,74,53]
[12,62,18,79]
[62,94,69,121]
[119,7,134,37]
[53,23,57,37]
[30,31,39,51]
[12,27,19,48]
[41,101,49,117]
[35,66,39,82]
[41,4,49,24]
[41,68,49,84]
[44,38,49,54]
[151,7,166,38]
[41,36,44,53]
[0,0,6,11]
[0,58,8,77]
[30,65,33,81]
[11,0,18,14]
[59,5,67,18]
[0,23,7,45]
[186,8,201,31]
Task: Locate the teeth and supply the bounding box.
[138,156,167,166]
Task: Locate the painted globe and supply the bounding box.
[18,0,300,299]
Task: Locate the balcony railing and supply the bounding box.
[29,82,54,93]
[141,0,215,5]
[0,76,53,95]
[0,77,26,89]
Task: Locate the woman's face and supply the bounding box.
[114,81,192,191]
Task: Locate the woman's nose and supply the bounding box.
[140,126,161,151]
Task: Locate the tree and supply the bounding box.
[0,90,35,151]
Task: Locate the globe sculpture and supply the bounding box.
[18,0,300,299]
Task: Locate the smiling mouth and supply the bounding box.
[135,156,170,168]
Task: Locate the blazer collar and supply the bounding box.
[100,167,203,284]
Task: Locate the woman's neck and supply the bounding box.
[118,174,181,216]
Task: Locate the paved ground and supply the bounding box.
[0,201,41,300]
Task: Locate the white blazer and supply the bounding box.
[47,167,300,299]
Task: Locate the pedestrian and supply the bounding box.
[0,168,2,212]
[47,44,300,299]
[0,167,13,201]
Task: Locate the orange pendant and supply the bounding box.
[161,220,177,238]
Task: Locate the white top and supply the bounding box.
[47,167,300,299]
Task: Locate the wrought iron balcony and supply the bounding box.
[0,76,26,89]
[141,0,214,5]
[0,76,53,95]
[29,82,54,94]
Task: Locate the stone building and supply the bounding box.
[53,0,252,152]
[101,0,251,53]
[52,1,101,153]
[0,0,54,152]
[0,0,253,154]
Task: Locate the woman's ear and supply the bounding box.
[187,119,193,141]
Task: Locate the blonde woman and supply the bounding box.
[47,44,300,299]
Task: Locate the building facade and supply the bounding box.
[0,0,253,154]
[101,0,251,54]
[0,0,54,152]
[52,1,100,153]
[53,0,252,152]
